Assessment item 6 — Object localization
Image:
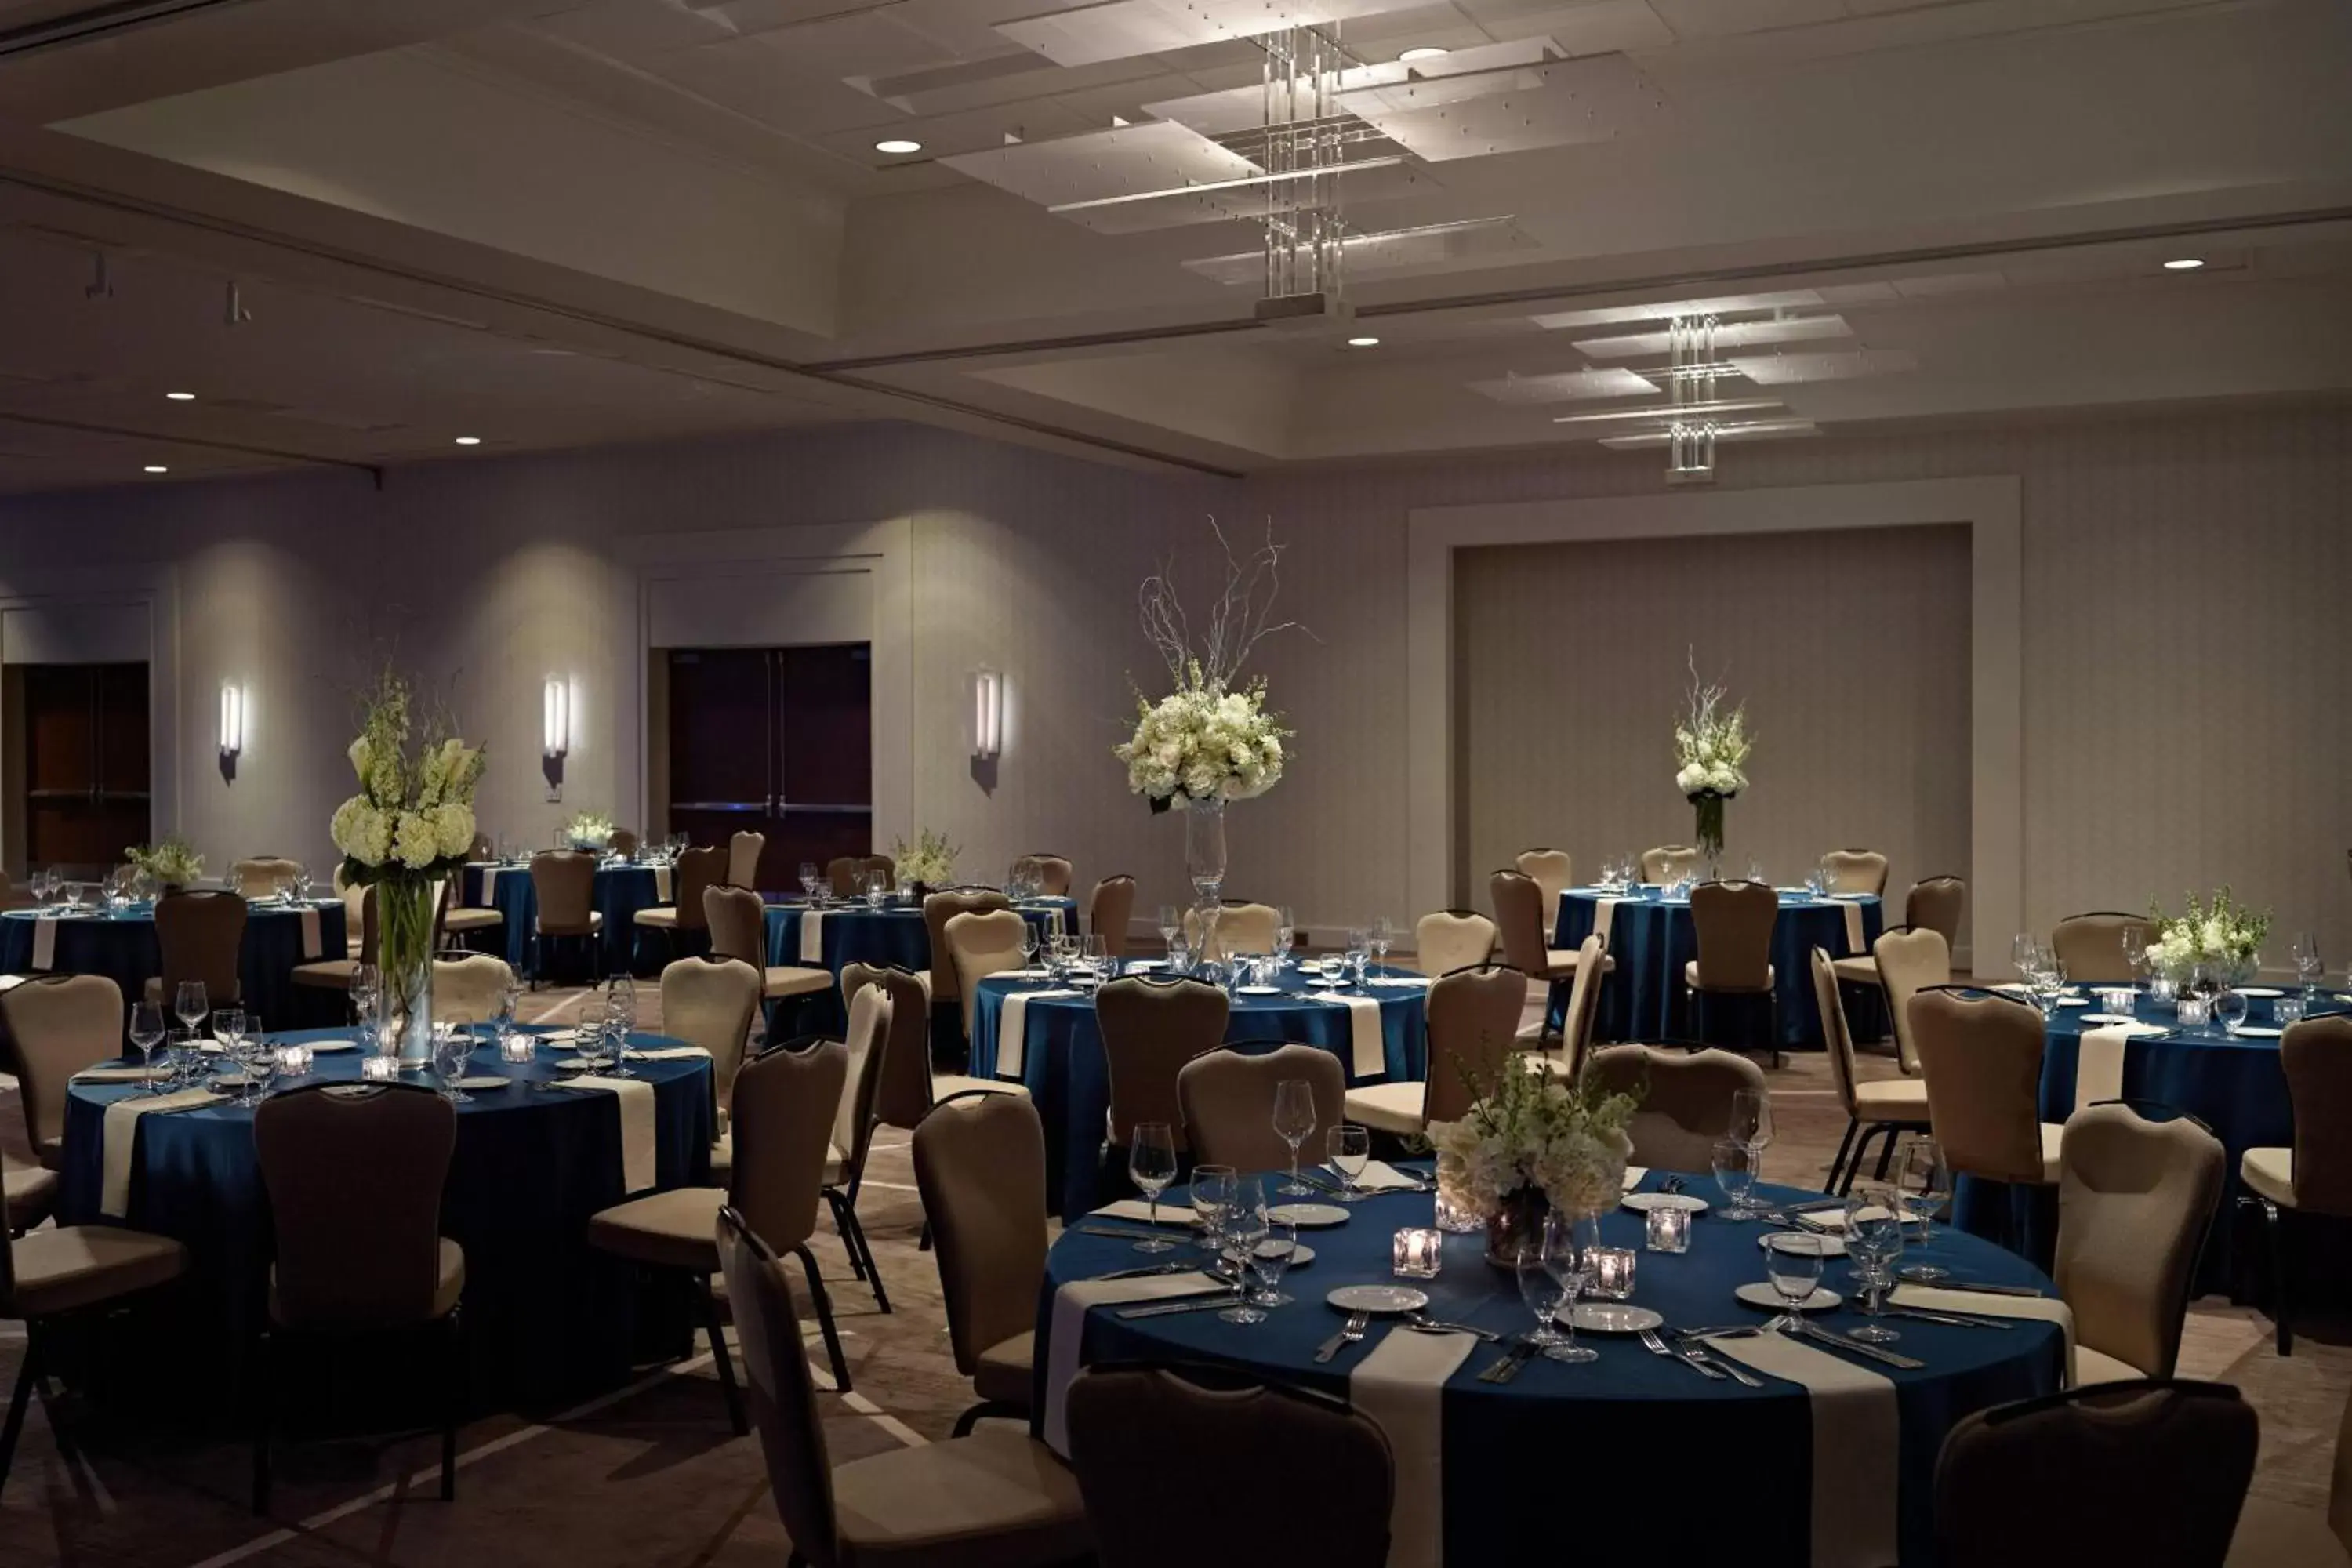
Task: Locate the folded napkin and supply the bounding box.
[1592,895,1621,946]
[302,1038,361,1053]
[1315,993,1386,1078]
[1329,1159,1422,1192]
[799,909,826,965]
[1008,967,1054,979]
[1621,1165,1650,1189]
[1711,1331,1898,1568]
[1894,1284,2076,1382]
[298,905,323,960]
[625,1045,712,1062]
[102,1088,222,1217]
[1351,1324,1479,1568]
[1042,1271,1226,1454]
[74,1064,172,1083]
[653,863,673,904]
[997,989,1079,1076]
[568,1075,658,1193]
[31,916,57,971]
[2072,1022,2147,1115]
[1091,1198,1200,1226]
[477,867,503,908]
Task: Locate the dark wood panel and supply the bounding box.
[667,648,772,810]
[24,665,96,793]
[98,662,148,789]
[16,662,151,870]
[779,644,871,806]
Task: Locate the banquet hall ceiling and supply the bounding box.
[0,0,2346,488]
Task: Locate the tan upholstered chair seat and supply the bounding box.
[540,911,604,933]
[443,907,501,934]
[2226,1499,2352,1567]
[973,1331,1035,1405]
[933,1073,1029,1101]
[9,1225,187,1316]
[143,975,242,1007]
[289,958,359,989]
[829,1425,1091,1568]
[585,1187,724,1272]
[765,965,834,1000]
[635,907,681,928]
[1342,1081,1426,1136]
[1855,1079,1930,1117]
[271,1238,462,1324]
[1829,955,1878,987]
[2071,1345,2146,1388]
[5,1161,63,1232]
[2241,1146,2294,1207]
[1685,959,1773,989]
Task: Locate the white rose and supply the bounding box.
[1675,763,1705,793]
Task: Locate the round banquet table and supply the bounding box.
[763,896,1079,1027]
[1954,983,2352,1292]
[973,963,1430,1223]
[459,860,668,978]
[1040,1166,2063,1566]
[1548,887,1883,1050]
[56,1025,713,1406]
[0,899,347,1028]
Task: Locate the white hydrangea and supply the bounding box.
[331,797,394,866]
[393,809,441,869]
[1113,680,1290,805]
[433,803,475,860]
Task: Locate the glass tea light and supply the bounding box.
[361,1052,399,1082]
[274,1043,314,1076]
[499,1028,536,1064]
[2274,996,2307,1026]
[1588,1246,1638,1300]
[1645,1204,1693,1254]
[1392,1228,1444,1279]
[2176,997,2212,1027]
[1432,1174,1485,1234]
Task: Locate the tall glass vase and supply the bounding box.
[1184,796,1228,957]
[377,877,437,1067]
[1691,792,1727,879]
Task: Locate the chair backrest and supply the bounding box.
[609,828,640,858]
[1584,1045,1766,1171]
[1875,925,1951,1075]
[727,830,766,891]
[2284,1015,2352,1216]
[1414,910,1496,978]
[1487,869,1549,973]
[0,972,123,1158]
[1806,946,1864,1118]
[728,1038,848,1250]
[946,908,1029,1042]
[922,889,1012,1006]
[431,953,514,1025]
[1012,853,1074,896]
[662,954,762,1110]
[829,985,893,1178]
[2056,1104,2224,1379]
[2050,911,2144,984]
[232,856,303,898]
[467,830,494,862]
[343,882,379,964]
[256,1082,456,1329]
[1421,964,1524,1124]
[1934,1381,2256,1568]
[1091,874,1137,959]
[1515,848,1573,937]
[1065,1366,1393,1568]
[825,857,864,897]
[1820,848,1889,895]
[1183,902,1279,960]
[703,884,767,967]
[154,889,246,1004]
[858,854,895,890]
[668,846,725,933]
[913,1091,1049,1378]
[1642,844,1702,884]
[1557,935,1606,1080]
[1178,1044,1345,1172]
[1689,880,1777,992]
[843,963,935,1131]
[1909,988,2049,1184]
[1098,976,1230,1151]
[1905,876,1966,946]
[530,851,598,932]
[717,1207,840,1568]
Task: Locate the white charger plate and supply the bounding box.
[1562,1302,1664,1334]
[1622,1191,1709,1214]
[2234,1026,2285,1038]
[1269,1202,1351,1227]
[1222,1241,1316,1268]
[1237,985,1282,996]
[1762,1232,1848,1257]
[1327,1284,1427,1315]
[2056,998,2092,1007]
[2238,987,2285,998]
[1735,1282,1842,1312]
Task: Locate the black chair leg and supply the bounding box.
[0,1326,41,1493]
[2256,1199,2294,1356]
[691,1273,749,1436]
[918,1219,934,1253]
[1827,1121,1858,1194]
[952,1400,1023,1438]
[793,1244,853,1394]
[1872,1127,1901,1181]
[440,1311,463,1501]
[249,1331,273,1515]
[848,1208,889,1315]
[825,1191,868,1283]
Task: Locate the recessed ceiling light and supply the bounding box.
[874,139,923,155]
[165,390,195,401]
[452,436,482,446]
[1398,45,1448,61]
[143,464,168,474]
[2162,257,2205,270]
[1347,335,1381,347]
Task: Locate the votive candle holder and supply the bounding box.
[1392,1228,1444,1279]
[1645,1205,1692,1254]
[1588,1246,1637,1299]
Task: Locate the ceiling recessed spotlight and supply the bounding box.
[1347,335,1381,347]
[143,464,169,474]
[165,390,195,401]
[2162,257,2205,270]
[874,138,923,154]
[452,436,482,445]
[1398,45,1448,60]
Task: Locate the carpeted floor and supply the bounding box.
[2,981,2343,1566]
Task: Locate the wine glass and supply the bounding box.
[2011,932,2042,979]
[1127,1123,1178,1252]
[1217,1178,1270,1324]
[1762,1232,1828,1332]
[1515,1237,1568,1356]
[1541,1209,1596,1363]
[2214,989,2250,1036]
[215,1008,250,1104]
[2122,924,2150,977]
[1275,907,1295,966]
[350,962,380,1032]
[1156,905,1181,954]
[1844,1185,1906,1343]
[1730,1087,1773,1197]
[1344,928,1370,991]
[1189,1163,1235,1254]
[166,1026,201,1090]
[1327,1123,1370,1201]
[1711,1136,1757,1221]
[1896,1138,1952,1283]
[1369,917,1394,975]
[2292,932,2323,999]
[1018,921,1040,972]
[1271,1079,1317,1194]
[434,1026,476,1103]
[1246,1213,1297,1308]
[128,1001,166,1095]
[798,862,820,900]
[174,979,209,1040]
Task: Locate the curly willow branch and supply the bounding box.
[1135,517,1315,690]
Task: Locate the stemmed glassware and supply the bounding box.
[799,862,821,900]
[2292,932,2324,1000]
[2213,989,2250,1036]
[1368,917,1394,976]
[128,1001,166,1094]
[1157,906,1181,955]
[1217,1178,1271,1324]
[435,1026,477,1103]
[215,1008,254,1105]
[1018,922,1041,972]
[1272,1080,1317,1194]
[1761,1232,1828,1332]
[1327,1123,1370,1201]
[1896,1137,1953,1283]
[1189,1164,1235,1254]
[175,979,209,1043]
[1729,1088,1772,1210]
[2122,924,2150,978]
[1344,928,1370,991]
[1274,908,1295,967]
[350,963,381,1036]
[1711,1136,1758,1221]
[1247,1213,1296,1310]
[1127,1123,1178,1252]
[1843,1185,1907,1343]
[1541,1210,1597,1363]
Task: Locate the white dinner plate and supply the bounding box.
[1124,960,1166,971]
[1622,1191,1709,1215]
[1269,1202,1351,1228]
[1223,1241,1316,1268]
[1326,1284,1428,1315]
[1761,1231,1848,1257]
[1734,1282,1843,1312]
[2234,1026,2285,1038]
[1562,1302,1665,1335]
[1237,985,1282,996]
[1798,1207,1922,1232]
[2056,997,2092,1007]
[2079,1014,2140,1025]
[1829,891,1872,900]
[2238,987,2285,997]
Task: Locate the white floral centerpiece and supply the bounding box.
[1672,651,1751,872]
[125,835,204,891]
[1115,677,1287,809]
[2147,888,2269,990]
[1428,1064,1639,1264]
[564,811,615,852]
[892,827,958,889]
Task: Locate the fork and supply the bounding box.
[1314,1311,1370,1363]
[1641,1327,1723,1379]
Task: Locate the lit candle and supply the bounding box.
[1392,1228,1443,1279]
[275,1044,313,1076]
[1645,1205,1691,1254]
[2177,998,2211,1026]
[499,1031,535,1064]
[361,1053,399,1082]
[1588,1246,1637,1299]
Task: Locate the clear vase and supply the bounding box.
[1483,1187,1550,1269]
[378,877,437,1067]
[1691,792,1727,878]
[1184,797,1228,948]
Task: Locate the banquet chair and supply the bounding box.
[1909,988,2064,1236]
[2237,1015,2352,1356]
[144,889,246,1009]
[633,844,724,964]
[528,851,601,986]
[666,954,764,1185]
[430,953,513,1025]
[439,891,503,952]
[1183,900,1280,960]
[590,1035,854,1421]
[1684,880,1778,1062]
[1519,935,1606,1076]
[706,884,832,1010]
[826,856,865,897]
[467,831,493,861]
[1515,848,1574,938]
[1098,975,1229,1160]
[3,1151,58,1237]
[1642,845,1704,884]
[1819,848,1889,896]
[1904,875,1968,948]
[1935,1380,2256,1568]
[2057,1103,2224,1385]
[2225,1381,2352,1565]
[0,1163,187,1489]
[1414,909,1496,978]
[1346,963,1519,1136]
[1810,947,1928,1193]
[858,854,895,889]
[727,829,765,890]
[1868,926,1950,1076]
[842,962,1026,1119]
[913,1091,1051,1436]
[819,984,895,1312]
[0,973,125,1170]
[1011,853,1074,896]
[1490,869,1606,1040]
[717,1203,1091,1568]
[609,828,639,859]
[1584,1046,1766,1172]
[946,907,1031,1045]
[231,856,303,898]
[291,884,377,999]
[1065,1365,1392,1568]
[1091,873,1137,959]
[922,888,1012,1043]
[1178,1044,1344,1173]
[252,1080,463,1512]
[2052,911,2145,985]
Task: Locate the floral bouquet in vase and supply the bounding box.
[1672,652,1751,873]
[125,835,205,893]
[2147,887,2269,992]
[564,811,615,853]
[892,827,958,891]
[1428,1064,1639,1265]
[330,670,485,1064]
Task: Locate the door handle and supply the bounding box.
[671,800,768,813]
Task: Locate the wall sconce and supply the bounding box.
[972,668,1003,760]
[218,682,245,759]
[543,678,570,760]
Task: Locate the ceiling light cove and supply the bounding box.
[1398,46,1447,61]
[875,139,924,155]
[1347,336,1381,347]
[165,390,195,401]
[452,436,482,446]
[2163,257,2205,270]
[143,464,168,473]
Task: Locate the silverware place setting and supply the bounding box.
[1313,1311,1372,1363]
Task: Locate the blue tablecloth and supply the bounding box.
[0,901,347,1029]
[57,1025,713,1405]
[1041,1165,2061,1566]
[762,897,1079,1029]
[1551,888,1882,1050]
[975,964,1429,1223]
[460,862,666,978]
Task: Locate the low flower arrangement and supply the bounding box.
[892,827,958,888]
[564,811,615,852]
[125,836,205,889]
[1428,1064,1639,1265]
[2147,887,2269,987]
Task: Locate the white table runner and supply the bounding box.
[1592,897,1621,946]
[799,909,826,964]
[1835,899,1867,953]
[1041,1271,1226,1454]
[1711,1331,1899,1568]
[1351,1327,1479,1568]
[101,1088,221,1218]
[2072,1022,2161,1115]
[476,867,503,908]
[1316,993,1386,1077]
[626,1045,712,1062]
[31,916,58,971]
[298,905,323,959]
[653,864,673,903]
[1893,1285,2078,1383]
[570,1074,658,1193]
[998,989,1079,1076]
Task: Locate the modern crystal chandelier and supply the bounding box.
[1666,313,1719,483]
[1256,24,1351,319]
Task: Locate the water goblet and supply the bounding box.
[1217,1179,1270,1324]
[1515,1240,1568,1355]
[129,1001,166,1095]
[1711,1137,1758,1221]
[1730,1088,1773,1188]
[1247,1214,1297,1308]
[1127,1123,1179,1252]
[1327,1123,1370,1201]
[1018,922,1040,972]
[1275,908,1296,965]
[1189,1163,1235,1254]
[798,862,820,900]
[2292,932,2324,998]
[1896,1137,1953,1283]
[1762,1232,1828,1332]
[1272,1079,1317,1194]
[1541,1209,1596,1363]
[2214,989,2250,1036]
[1843,1186,1906,1343]
[1156,905,1181,953]
[434,1026,476,1103]
[175,978,210,1040]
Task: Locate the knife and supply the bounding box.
[1798,1321,1925,1370]
[1078,1224,1199,1243]
[1484,1340,1541,1384]
[1685,1345,1764,1387]
[1116,1294,1237,1319]
[1091,1261,1202,1283]
[1911,1277,2044,1298]
[1883,1305,2013,1330]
